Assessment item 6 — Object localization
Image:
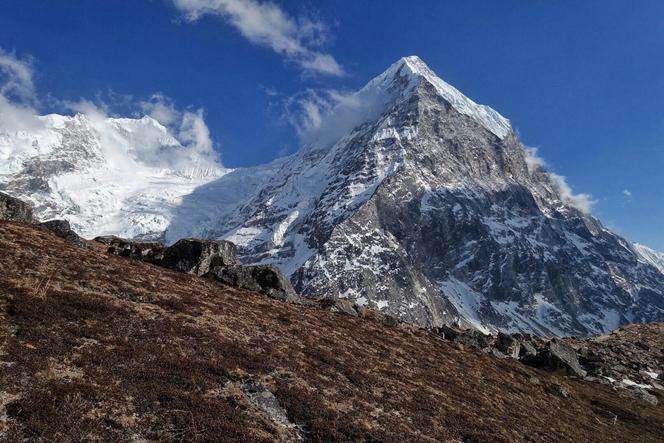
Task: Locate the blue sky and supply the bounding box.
[0,0,663,249]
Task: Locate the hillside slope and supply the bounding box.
[0,221,663,442]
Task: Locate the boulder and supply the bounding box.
[439,324,462,340]
[40,220,85,246]
[0,192,34,223]
[496,332,521,358]
[208,264,298,303]
[453,329,491,350]
[319,298,359,316]
[518,340,538,360]
[525,339,587,377]
[161,238,239,276]
[95,236,166,264]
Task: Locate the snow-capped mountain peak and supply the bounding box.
[4,55,663,337]
[634,243,664,274]
[0,110,226,239]
[393,56,512,138]
[163,55,663,336]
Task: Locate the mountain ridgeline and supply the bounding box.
[2,56,663,336]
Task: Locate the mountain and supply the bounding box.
[635,244,664,274]
[0,112,225,239]
[165,56,664,336]
[3,56,663,336]
[2,221,663,442]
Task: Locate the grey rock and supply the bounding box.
[40,220,85,246]
[525,340,587,377]
[319,298,358,316]
[518,340,538,360]
[496,332,521,358]
[439,324,462,340]
[208,264,299,303]
[453,329,491,350]
[0,192,34,223]
[161,238,239,276]
[239,380,303,440]
[628,387,658,406]
[95,236,166,264]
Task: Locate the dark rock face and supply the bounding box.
[496,332,521,358]
[453,329,492,350]
[208,265,298,303]
[94,235,301,303]
[161,238,239,276]
[524,340,587,378]
[40,220,85,246]
[95,236,166,265]
[167,57,664,336]
[0,192,34,223]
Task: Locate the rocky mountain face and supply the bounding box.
[165,56,664,336]
[2,56,663,336]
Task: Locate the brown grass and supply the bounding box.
[0,220,663,442]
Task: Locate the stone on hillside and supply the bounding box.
[208,264,298,303]
[496,332,521,358]
[319,298,359,316]
[40,220,85,246]
[439,324,462,340]
[0,192,34,223]
[518,340,538,360]
[161,238,239,276]
[95,236,166,264]
[453,329,491,350]
[526,340,587,377]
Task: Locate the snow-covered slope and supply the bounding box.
[166,56,664,336]
[634,244,664,274]
[0,112,225,238]
[4,56,663,336]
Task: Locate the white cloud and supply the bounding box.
[548,172,595,214]
[0,47,222,175]
[524,146,546,173]
[284,82,396,149]
[172,0,343,76]
[0,48,36,104]
[524,146,595,214]
[0,49,43,133]
[622,189,632,197]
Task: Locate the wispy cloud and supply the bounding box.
[622,189,632,197]
[171,0,343,76]
[0,46,221,172]
[0,49,42,132]
[0,48,36,104]
[524,146,595,214]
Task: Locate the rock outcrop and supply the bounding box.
[40,220,85,247]
[0,192,34,223]
[525,340,587,377]
[207,265,299,303]
[95,236,166,264]
[93,235,299,303]
[161,238,239,276]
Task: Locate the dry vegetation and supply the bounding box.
[0,221,663,442]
